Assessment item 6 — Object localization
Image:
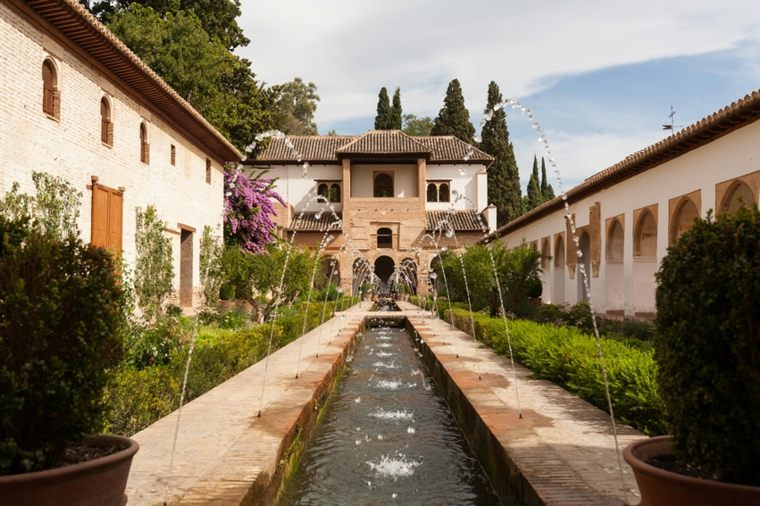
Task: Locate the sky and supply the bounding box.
[238,0,760,189]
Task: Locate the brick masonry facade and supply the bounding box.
[0,0,230,307]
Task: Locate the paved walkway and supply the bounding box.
[126,301,645,505]
[399,301,644,505]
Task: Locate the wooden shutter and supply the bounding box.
[109,191,123,256]
[91,185,110,248]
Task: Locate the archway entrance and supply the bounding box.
[374,255,395,285]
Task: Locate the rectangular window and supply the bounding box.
[91,184,123,257]
[205,159,211,184]
[171,145,176,166]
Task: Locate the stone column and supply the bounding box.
[342,158,351,211]
[417,158,427,201]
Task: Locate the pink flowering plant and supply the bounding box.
[224,164,284,252]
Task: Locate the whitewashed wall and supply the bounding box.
[499,119,760,316]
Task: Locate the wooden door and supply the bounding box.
[91,184,123,257]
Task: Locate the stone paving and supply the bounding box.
[125,301,645,505]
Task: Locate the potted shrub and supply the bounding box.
[624,208,760,505]
[0,217,138,505]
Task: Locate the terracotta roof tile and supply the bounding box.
[336,130,431,155]
[254,131,493,165]
[490,87,760,240]
[426,210,488,233]
[288,212,343,232]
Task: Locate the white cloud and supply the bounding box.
[240,0,760,126]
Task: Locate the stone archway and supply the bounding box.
[374,255,395,285]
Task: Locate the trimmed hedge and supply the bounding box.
[103,298,357,436]
[443,306,665,435]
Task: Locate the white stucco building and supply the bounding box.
[493,89,760,318]
[0,0,242,306]
[253,130,496,294]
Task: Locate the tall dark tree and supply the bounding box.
[540,157,555,201]
[526,155,542,209]
[480,81,522,225]
[374,87,392,130]
[390,88,402,130]
[431,79,475,143]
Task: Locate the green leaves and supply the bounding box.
[134,205,174,321]
[656,207,760,485]
[431,79,475,143]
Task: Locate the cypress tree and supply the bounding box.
[480,81,522,225]
[540,157,555,201]
[390,88,402,130]
[527,155,542,209]
[431,79,475,143]
[374,87,391,130]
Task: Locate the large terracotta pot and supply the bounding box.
[624,436,760,506]
[0,435,139,506]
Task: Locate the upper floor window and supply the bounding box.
[100,96,113,146]
[171,144,176,166]
[317,181,341,203]
[426,181,451,202]
[205,158,211,184]
[139,122,150,163]
[377,227,392,248]
[374,173,393,198]
[42,59,60,120]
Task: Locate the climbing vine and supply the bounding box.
[134,205,174,321]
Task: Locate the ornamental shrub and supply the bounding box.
[0,217,125,474]
[656,208,760,485]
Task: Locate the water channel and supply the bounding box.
[280,318,500,505]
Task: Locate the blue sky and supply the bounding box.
[240,0,760,190]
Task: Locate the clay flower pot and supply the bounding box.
[624,436,760,506]
[0,435,139,506]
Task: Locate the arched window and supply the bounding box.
[139,122,150,163]
[329,183,341,203]
[438,183,450,202]
[427,183,438,202]
[100,96,113,146]
[42,59,59,119]
[374,173,393,197]
[554,235,565,268]
[317,183,329,201]
[670,198,698,245]
[721,181,756,213]
[540,238,551,269]
[205,159,212,184]
[634,210,657,257]
[606,219,624,262]
[377,227,392,248]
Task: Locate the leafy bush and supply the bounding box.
[445,306,665,435]
[134,205,174,320]
[104,300,339,436]
[0,218,125,474]
[656,208,760,485]
[124,317,184,369]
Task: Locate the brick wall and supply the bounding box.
[0,2,225,306]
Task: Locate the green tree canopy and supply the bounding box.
[480,81,522,225]
[106,4,272,153]
[390,88,402,130]
[402,114,434,136]
[90,0,248,50]
[270,77,320,135]
[374,87,392,130]
[431,79,475,143]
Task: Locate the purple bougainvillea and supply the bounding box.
[224,164,285,252]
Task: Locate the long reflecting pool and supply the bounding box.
[280,319,500,505]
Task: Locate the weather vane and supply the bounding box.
[662,105,681,132]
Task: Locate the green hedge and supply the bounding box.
[443,306,665,435]
[104,298,357,436]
